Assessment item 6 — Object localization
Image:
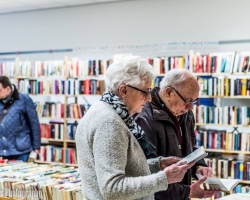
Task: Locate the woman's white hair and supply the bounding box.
[160,68,196,91]
[105,56,155,92]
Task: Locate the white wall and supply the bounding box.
[2,0,250,133]
[0,0,250,60]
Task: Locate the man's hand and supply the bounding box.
[163,160,195,184]
[196,166,212,177]
[189,176,220,198]
[160,156,181,170]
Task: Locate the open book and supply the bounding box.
[196,174,240,192]
[178,146,208,164]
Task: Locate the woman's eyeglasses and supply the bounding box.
[126,85,151,97]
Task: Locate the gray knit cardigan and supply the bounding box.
[75,101,168,200]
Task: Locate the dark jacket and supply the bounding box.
[135,88,207,200]
[0,85,40,156]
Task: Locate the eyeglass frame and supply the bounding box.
[170,86,198,106]
[126,84,152,97]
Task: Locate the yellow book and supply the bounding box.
[225,78,229,96]
[151,79,154,88]
[178,57,185,68]
[242,78,247,96]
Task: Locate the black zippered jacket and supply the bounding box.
[135,88,207,200]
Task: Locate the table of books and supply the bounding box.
[0,160,83,200]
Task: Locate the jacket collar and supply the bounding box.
[0,84,20,105]
[150,87,174,122]
[11,84,20,100]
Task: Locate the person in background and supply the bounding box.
[135,68,218,200]
[75,56,195,200]
[0,76,40,162]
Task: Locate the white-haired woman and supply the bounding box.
[75,56,195,200]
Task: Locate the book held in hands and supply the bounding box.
[178,146,208,164]
[196,173,240,192]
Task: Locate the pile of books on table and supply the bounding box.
[0,161,83,200]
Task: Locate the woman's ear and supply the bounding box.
[118,85,127,98]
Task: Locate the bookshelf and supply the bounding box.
[205,149,250,155]
[0,57,108,167]
[2,51,250,198]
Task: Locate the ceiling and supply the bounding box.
[0,0,127,14]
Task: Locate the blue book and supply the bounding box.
[217,132,221,149]
[235,133,238,150]
[208,131,212,149]
[68,80,70,94]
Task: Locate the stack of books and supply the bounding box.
[0,161,83,200]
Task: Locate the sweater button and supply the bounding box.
[2,136,5,139]
[3,150,6,152]
[178,145,181,150]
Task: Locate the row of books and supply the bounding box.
[204,157,250,180]
[66,59,113,77]
[40,123,77,140]
[195,130,250,151]
[0,59,113,77]
[193,105,250,125]
[0,162,83,200]
[67,79,105,95]
[18,79,105,95]
[153,77,163,88]
[149,52,235,74]
[66,104,89,119]
[36,102,64,119]
[40,123,64,140]
[0,60,65,77]
[67,124,77,140]
[149,51,250,74]
[39,146,77,164]
[19,79,66,95]
[199,190,250,200]
[234,185,250,194]
[198,77,250,96]
[1,51,250,77]
[35,102,89,119]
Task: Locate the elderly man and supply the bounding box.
[135,68,217,200]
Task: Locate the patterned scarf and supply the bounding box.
[100,92,157,159]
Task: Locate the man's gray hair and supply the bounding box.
[105,56,155,92]
[160,68,196,91]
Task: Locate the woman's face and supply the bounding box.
[120,82,152,115]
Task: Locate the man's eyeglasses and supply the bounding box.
[171,87,198,106]
[126,85,151,97]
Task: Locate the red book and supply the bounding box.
[212,132,216,149]
[45,124,51,139]
[61,104,64,118]
[84,80,90,94]
[207,54,212,73]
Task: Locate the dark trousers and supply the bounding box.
[2,152,30,162]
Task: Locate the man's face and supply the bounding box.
[0,83,11,99]
[167,79,199,116]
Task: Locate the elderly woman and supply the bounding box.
[75,56,194,200]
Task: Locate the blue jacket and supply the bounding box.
[0,85,41,156]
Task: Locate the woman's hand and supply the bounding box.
[163,161,196,184]
[160,156,181,170]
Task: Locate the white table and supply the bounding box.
[216,193,250,199]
